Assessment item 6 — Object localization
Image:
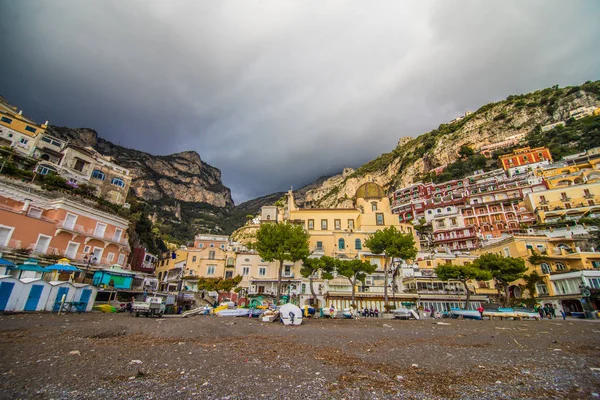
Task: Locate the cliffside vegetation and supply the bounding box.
[304,80,600,207]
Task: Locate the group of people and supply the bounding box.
[361,307,379,318]
[535,304,564,319]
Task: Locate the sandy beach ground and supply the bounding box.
[1,312,599,400]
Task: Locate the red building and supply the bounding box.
[499,147,552,171]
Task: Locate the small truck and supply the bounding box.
[132,296,165,318]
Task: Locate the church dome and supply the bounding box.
[355,182,385,200]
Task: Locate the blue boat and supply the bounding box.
[450,308,482,320]
[250,308,265,318]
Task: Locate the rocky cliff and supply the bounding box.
[295,81,600,208]
[47,126,233,208]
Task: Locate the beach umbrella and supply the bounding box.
[45,260,81,272]
[13,258,48,279]
[0,258,15,267]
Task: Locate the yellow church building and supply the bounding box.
[284,182,421,310]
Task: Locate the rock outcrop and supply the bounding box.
[47,126,233,207]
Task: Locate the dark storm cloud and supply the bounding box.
[0,1,599,203]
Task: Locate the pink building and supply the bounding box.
[0,181,131,281]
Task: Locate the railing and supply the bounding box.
[27,245,59,255]
[56,222,87,234]
[56,222,129,246]
[0,239,22,251]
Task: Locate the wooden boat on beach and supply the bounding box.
[483,307,540,320]
[261,309,279,322]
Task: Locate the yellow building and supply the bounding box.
[524,182,600,224]
[155,248,189,292]
[478,235,600,313]
[184,246,230,280]
[0,97,48,157]
[284,182,420,309]
[535,148,600,189]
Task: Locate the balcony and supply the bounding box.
[0,203,21,213]
[26,244,59,256]
[0,239,22,251]
[434,234,477,243]
[55,222,129,247]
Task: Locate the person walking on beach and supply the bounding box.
[549,305,556,319]
[560,309,566,320]
[363,308,368,318]
[477,305,484,319]
[374,307,379,318]
[538,306,544,319]
[329,304,335,319]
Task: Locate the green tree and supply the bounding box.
[527,250,547,266]
[579,218,600,249]
[325,256,377,308]
[197,276,243,297]
[458,145,475,159]
[300,257,334,306]
[365,226,417,308]
[434,263,491,308]
[473,253,527,307]
[253,222,310,304]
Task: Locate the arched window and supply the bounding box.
[555,262,566,271]
[540,263,551,275]
[355,239,362,250]
[338,238,345,250]
[92,170,105,181]
[111,177,125,187]
[371,202,377,211]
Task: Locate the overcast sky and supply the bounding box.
[0,1,599,203]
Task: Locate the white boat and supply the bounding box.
[392,308,419,320]
[215,308,250,317]
[280,303,303,326]
[451,308,482,320]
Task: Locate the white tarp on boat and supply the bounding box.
[280,303,303,326]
